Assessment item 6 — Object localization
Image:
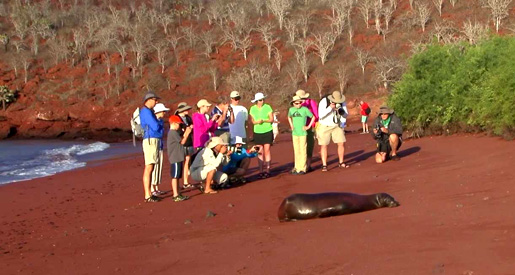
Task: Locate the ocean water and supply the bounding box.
[0,140,141,185]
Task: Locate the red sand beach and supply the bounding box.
[1,126,515,274]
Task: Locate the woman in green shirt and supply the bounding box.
[249,92,274,179]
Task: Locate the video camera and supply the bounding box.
[374,124,383,139]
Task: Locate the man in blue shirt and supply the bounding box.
[222,136,258,185]
[211,95,234,144]
[140,91,163,203]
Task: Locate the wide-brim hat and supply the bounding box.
[234,136,245,144]
[175,102,192,114]
[230,91,240,98]
[251,92,266,103]
[197,99,212,108]
[169,115,184,124]
[153,103,170,113]
[328,91,346,104]
[378,106,394,114]
[290,95,303,105]
[205,136,228,149]
[295,89,310,99]
[143,91,160,102]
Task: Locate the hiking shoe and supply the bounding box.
[297,171,306,175]
[172,195,189,202]
[145,195,161,203]
[290,169,298,175]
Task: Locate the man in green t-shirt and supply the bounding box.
[288,95,315,175]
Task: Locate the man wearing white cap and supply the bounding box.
[229,91,249,145]
[150,103,170,197]
[189,136,231,194]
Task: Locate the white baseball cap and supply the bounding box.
[154,103,170,113]
[230,91,240,98]
[234,136,245,144]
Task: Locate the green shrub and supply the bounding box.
[0,85,17,111]
[389,37,515,138]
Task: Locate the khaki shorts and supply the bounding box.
[190,168,228,184]
[316,124,346,146]
[142,138,160,165]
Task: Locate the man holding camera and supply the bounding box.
[317,91,349,171]
[190,136,232,194]
[222,136,258,185]
[212,95,235,144]
[372,106,403,163]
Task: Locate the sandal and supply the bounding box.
[321,165,328,172]
[204,190,218,194]
[182,184,193,189]
[172,194,189,202]
[152,190,166,196]
[263,172,271,178]
[339,162,350,168]
[144,195,161,203]
[258,173,266,179]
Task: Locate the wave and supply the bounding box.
[0,142,110,184]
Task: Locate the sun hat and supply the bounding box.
[251,92,266,103]
[197,99,212,108]
[230,91,240,98]
[169,115,184,124]
[327,91,346,104]
[154,103,170,113]
[295,89,310,99]
[290,95,303,105]
[234,136,245,145]
[175,102,192,114]
[205,136,228,149]
[143,91,160,102]
[378,106,394,114]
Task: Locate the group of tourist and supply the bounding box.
[138,89,403,203]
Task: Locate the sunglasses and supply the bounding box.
[233,97,241,101]
[293,102,302,105]
[257,99,264,102]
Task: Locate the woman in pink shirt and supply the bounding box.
[193,99,219,149]
[295,90,319,171]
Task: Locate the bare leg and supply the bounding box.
[362,122,366,133]
[376,152,387,163]
[204,169,217,193]
[183,155,191,186]
[337,142,345,164]
[389,134,400,156]
[171,178,179,197]
[320,145,328,166]
[264,143,271,173]
[143,164,154,199]
[256,145,264,173]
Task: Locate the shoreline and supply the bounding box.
[1,133,514,274]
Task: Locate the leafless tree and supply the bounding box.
[313,70,326,99]
[383,4,395,30]
[409,0,415,10]
[433,20,458,43]
[113,39,128,65]
[8,56,18,78]
[235,32,252,60]
[257,22,279,60]
[374,57,405,90]
[167,34,182,67]
[273,46,282,71]
[248,0,265,16]
[266,0,293,30]
[293,39,312,83]
[449,0,458,7]
[284,18,299,45]
[415,3,431,32]
[47,37,67,66]
[355,48,372,75]
[153,41,169,74]
[359,0,373,29]
[209,66,219,91]
[348,23,354,45]
[226,62,276,99]
[297,9,313,38]
[334,65,349,93]
[198,29,217,58]
[180,25,196,49]
[431,0,444,17]
[157,13,174,35]
[206,1,225,26]
[374,0,383,35]
[462,20,489,45]
[285,62,302,92]
[130,24,153,68]
[311,30,337,65]
[483,0,512,32]
[21,53,31,84]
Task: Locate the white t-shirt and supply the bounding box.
[229,104,248,142]
[318,98,348,127]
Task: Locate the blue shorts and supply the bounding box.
[170,161,184,179]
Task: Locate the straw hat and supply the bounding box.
[205,136,228,149]
[327,91,346,104]
[295,89,310,99]
[290,95,303,105]
[175,102,192,114]
[378,106,394,114]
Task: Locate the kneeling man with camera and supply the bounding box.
[372,106,403,163]
[223,136,259,185]
[190,136,231,194]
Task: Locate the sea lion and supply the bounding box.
[277,192,400,222]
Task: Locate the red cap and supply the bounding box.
[169,115,184,124]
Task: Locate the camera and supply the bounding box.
[374,124,383,139]
[227,145,242,154]
[335,103,346,116]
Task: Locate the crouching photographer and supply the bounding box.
[222,136,259,186]
[316,91,350,171]
[372,106,403,163]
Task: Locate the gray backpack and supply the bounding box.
[130,108,144,146]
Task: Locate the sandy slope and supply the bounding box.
[1,129,514,274]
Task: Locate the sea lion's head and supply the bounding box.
[377,193,400,208]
